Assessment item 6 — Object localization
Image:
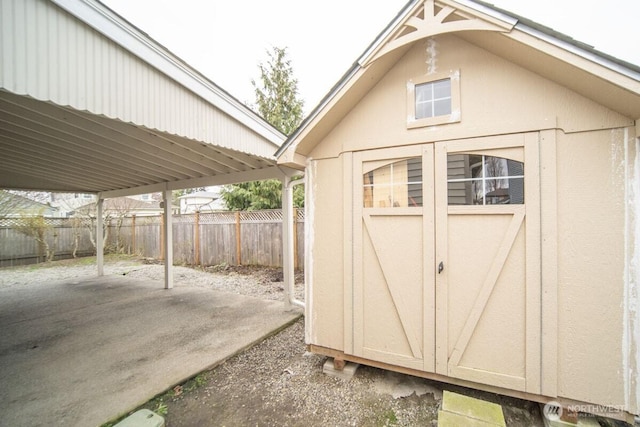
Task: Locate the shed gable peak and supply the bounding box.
[362,0,514,66]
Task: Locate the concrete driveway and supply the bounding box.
[0,275,302,427]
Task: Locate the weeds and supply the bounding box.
[379,409,398,426]
[154,401,168,416]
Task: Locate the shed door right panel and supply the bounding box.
[434,138,541,393]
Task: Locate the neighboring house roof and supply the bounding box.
[73,197,171,215]
[276,0,640,166]
[0,191,59,217]
[49,194,97,213]
[178,191,220,200]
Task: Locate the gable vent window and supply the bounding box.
[415,79,451,119]
[407,70,460,129]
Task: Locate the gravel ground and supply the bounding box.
[0,256,544,427]
[0,257,304,301]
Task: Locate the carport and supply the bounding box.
[0,0,305,424]
[0,0,302,305]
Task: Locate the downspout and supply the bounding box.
[283,175,305,310]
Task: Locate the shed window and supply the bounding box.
[407,70,460,129]
[364,158,422,208]
[447,154,524,205]
[415,79,451,119]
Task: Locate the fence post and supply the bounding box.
[235,211,241,265]
[194,211,200,266]
[131,214,136,255]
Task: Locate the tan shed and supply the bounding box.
[277,0,640,421]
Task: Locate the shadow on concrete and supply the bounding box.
[0,275,302,426]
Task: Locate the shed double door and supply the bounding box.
[350,135,541,393]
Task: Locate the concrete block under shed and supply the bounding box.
[323,358,359,380]
[114,409,165,427]
[438,390,506,426]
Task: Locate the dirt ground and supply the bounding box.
[135,318,546,427]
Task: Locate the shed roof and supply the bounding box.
[0,0,288,197]
[276,0,640,166]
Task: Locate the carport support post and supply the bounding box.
[282,176,293,310]
[96,197,104,276]
[163,190,174,289]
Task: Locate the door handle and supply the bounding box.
[438,261,444,274]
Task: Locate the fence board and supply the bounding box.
[0,210,304,269]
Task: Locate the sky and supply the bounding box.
[101,0,639,114]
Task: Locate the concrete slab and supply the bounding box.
[438,410,503,427]
[114,409,164,427]
[0,275,301,427]
[439,390,506,426]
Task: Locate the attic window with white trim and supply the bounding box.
[407,70,460,128]
[416,79,451,118]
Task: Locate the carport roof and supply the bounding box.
[0,0,287,197]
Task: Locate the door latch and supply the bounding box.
[438,261,444,274]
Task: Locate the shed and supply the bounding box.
[277,0,640,420]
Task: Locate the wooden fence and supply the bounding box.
[0,210,305,268]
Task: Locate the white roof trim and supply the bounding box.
[452,0,518,26]
[51,0,285,148]
[516,23,640,82]
[357,0,420,66]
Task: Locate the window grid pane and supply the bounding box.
[364,158,423,208]
[415,79,451,120]
[447,154,524,205]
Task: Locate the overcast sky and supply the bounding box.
[101,0,639,114]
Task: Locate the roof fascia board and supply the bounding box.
[99,166,284,199]
[357,0,421,66]
[50,0,285,147]
[515,22,640,82]
[451,0,517,26]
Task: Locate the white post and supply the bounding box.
[96,197,104,276]
[282,175,293,310]
[163,189,173,289]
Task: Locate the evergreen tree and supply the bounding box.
[253,46,304,136]
[222,46,304,211]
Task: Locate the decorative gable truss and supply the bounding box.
[362,0,515,66]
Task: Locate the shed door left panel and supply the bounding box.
[351,145,436,372]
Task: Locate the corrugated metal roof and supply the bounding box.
[0,0,287,195]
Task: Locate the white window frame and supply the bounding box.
[407,69,461,129]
